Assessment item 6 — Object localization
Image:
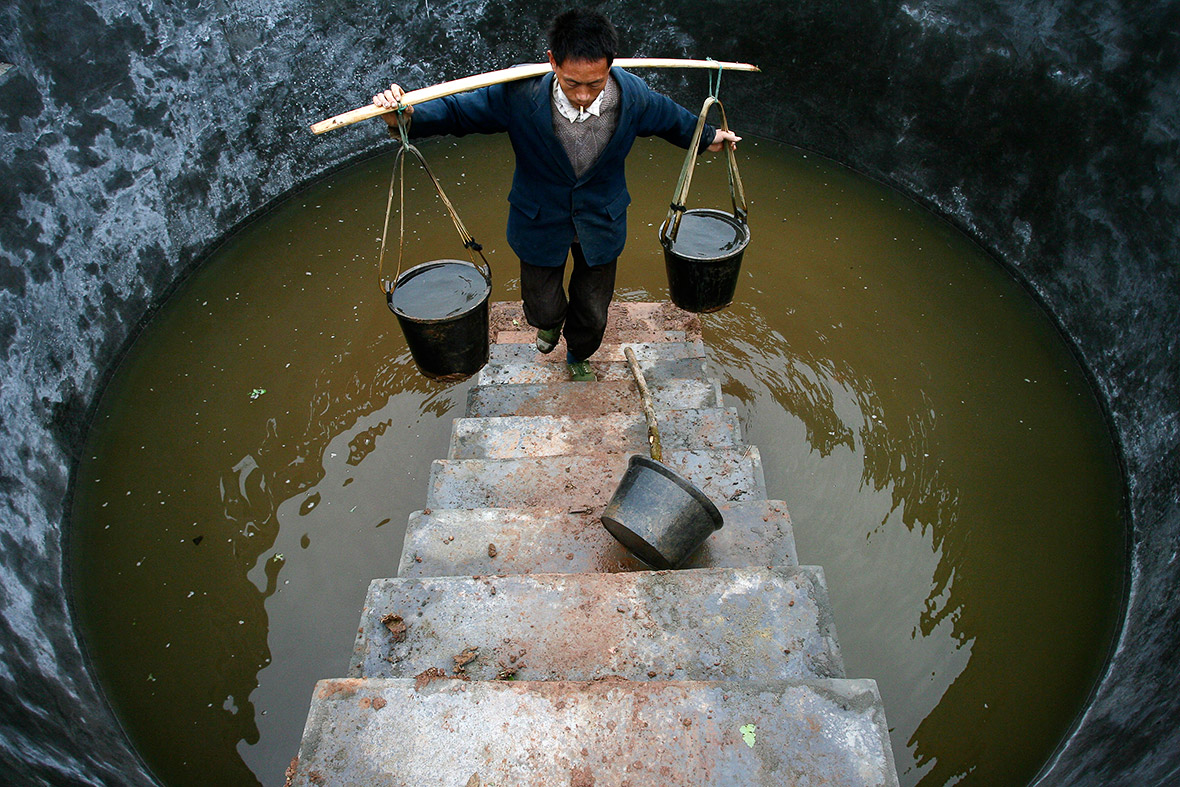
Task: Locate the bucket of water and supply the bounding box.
[387,258,491,381]
[659,94,750,313]
[661,207,749,313]
[601,454,724,569]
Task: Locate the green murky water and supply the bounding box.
[69,133,1124,786]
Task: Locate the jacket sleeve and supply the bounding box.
[633,81,717,154]
[407,83,513,139]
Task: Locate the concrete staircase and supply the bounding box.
[287,301,899,787]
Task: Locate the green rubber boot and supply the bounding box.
[568,358,596,382]
[535,326,562,354]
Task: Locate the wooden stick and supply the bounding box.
[309,58,760,135]
[624,346,663,462]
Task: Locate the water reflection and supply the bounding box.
[233,336,473,781]
[706,301,973,784]
[70,148,490,785]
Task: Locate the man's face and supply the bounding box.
[548,52,611,110]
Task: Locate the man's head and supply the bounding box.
[547,8,618,109]
[547,8,618,67]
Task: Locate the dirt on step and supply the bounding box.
[381,613,408,642]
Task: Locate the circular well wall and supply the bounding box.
[0,0,1176,784]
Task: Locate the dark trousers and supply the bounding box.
[520,243,617,361]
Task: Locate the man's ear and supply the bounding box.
[547,50,558,70]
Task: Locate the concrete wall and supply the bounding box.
[0,0,1175,783]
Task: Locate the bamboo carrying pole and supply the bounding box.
[310,58,759,135]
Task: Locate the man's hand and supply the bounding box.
[708,129,741,152]
[373,83,413,127]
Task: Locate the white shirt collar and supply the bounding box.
[552,75,604,123]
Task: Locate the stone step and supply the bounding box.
[479,355,709,386]
[495,328,687,345]
[490,299,702,343]
[465,378,723,418]
[447,408,742,459]
[489,339,705,363]
[478,340,708,385]
[290,678,899,787]
[349,566,840,682]
[425,447,766,510]
[397,500,798,577]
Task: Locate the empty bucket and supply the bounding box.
[601,454,724,569]
[387,258,491,381]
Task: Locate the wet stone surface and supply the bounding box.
[397,500,799,577]
[426,448,765,510]
[290,678,897,786]
[350,566,844,682]
[447,409,742,459]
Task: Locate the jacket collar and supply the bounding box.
[531,73,577,182]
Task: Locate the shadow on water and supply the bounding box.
[70,134,1123,787]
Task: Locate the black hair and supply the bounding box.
[547,8,618,66]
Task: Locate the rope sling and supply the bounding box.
[377,111,491,302]
[658,66,751,314]
[661,91,748,245]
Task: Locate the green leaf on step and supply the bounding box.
[740,723,756,747]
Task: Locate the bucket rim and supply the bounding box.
[389,258,492,323]
[660,208,750,263]
[627,454,724,530]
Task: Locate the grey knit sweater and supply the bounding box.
[551,76,621,178]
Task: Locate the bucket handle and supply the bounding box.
[661,96,748,245]
[378,114,491,301]
[624,346,663,462]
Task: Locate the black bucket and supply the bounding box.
[387,258,491,381]
[601,455,724,569]
[661,208,750,313]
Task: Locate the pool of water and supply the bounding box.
[69,132,1124,787]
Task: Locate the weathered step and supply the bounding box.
[425,447,766,510]
[490,299,702,343]
[465,378,722,418]
[398,500,798,576]
[495,328,687,345]
[349,565,840,681]
[290,678,899,787]
[478,341,708,385]
[479,355,708,385]
[490,339,705,363]
[448,408,742,459]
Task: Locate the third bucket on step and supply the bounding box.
[601,346,724,568]
[601,454,724,569]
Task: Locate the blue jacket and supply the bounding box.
[408,67,713,267]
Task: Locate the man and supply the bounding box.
[374,8,740,381]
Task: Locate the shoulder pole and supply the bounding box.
[309,58,759,135]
